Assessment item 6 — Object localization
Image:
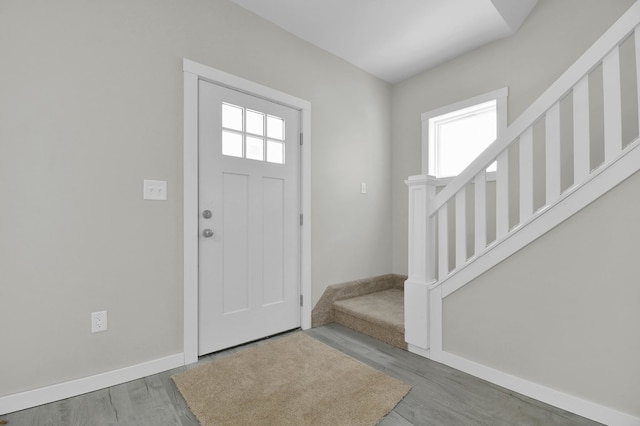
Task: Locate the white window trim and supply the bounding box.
[421,87,508,179]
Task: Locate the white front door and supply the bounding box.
[197,80,301,355]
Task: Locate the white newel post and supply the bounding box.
[404,175,437,354]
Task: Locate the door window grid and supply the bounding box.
[221,102,285,164]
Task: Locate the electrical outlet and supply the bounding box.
[143,179,167,201]
[91,311,108,333]
[361,182,367,194]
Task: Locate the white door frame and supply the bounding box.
[182,58,312,364]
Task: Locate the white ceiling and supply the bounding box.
[230,0,538,84]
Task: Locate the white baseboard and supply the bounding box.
[407,343,430,359]
[0,353,184,415]
[438,351,640,426]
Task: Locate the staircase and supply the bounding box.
[404,4,640,425]
[333,289,406,350]
[406,0,640,359]
[311,274,407,350]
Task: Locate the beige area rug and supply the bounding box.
[172,333,411,425]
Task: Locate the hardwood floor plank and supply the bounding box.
[378,409,415,426]
[159,369,201,426]
[3,324,601,425]
[307,324,600,426]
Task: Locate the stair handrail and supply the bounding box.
[430,1,640,217]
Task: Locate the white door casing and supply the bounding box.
[183,59,311,364]
[198,81,300,355]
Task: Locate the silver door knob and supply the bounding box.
[202,210,212,219]
[202,229,214,238]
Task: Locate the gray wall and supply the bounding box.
[0,0,391,396]
[391,0,636,274]
[444,170,640,417]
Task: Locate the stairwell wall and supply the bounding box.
[443,170,640,417]
[391,0,639,419]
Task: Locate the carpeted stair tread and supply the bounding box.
[333,289,404,332]
[332,289,405,352]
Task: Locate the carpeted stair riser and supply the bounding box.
[333,310,408,350]
[332,289,407,350]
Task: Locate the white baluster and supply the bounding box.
[546,102,562,202]
[603,45,622,162]
[573,75,591,183]
[455,188,466,269]
[635,28,640,139]
[496,151,509,240]
[474,170,487,256]
[519,127,534,222]
[438,205,448,281]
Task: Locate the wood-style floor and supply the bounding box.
[2,324,599,425]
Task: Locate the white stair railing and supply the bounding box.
[405,1,640,357]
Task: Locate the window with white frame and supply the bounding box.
[422,88,507,178]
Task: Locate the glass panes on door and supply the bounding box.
[246,110,264,136]
[222,130,243,158]
[221,102,286,164]
[266,116,285,164]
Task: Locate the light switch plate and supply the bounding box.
[143,179,167,201]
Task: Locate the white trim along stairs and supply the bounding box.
[405,2,640,425]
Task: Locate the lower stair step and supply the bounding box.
[332,289,407,350]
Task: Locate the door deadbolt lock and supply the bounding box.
[202,229,214,238]
[202,210,212,219]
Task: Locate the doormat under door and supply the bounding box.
[172,332,410,425]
